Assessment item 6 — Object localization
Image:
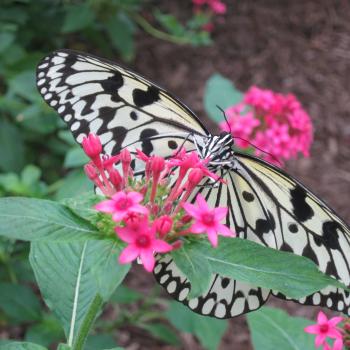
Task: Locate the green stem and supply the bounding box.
[72,294,104,350]
[131,13,191,45]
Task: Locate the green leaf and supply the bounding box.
[0,282,41,322]
[55,170,93,201]
[8,70,37,102]
[0,197,99,242]
[25,315,64,347]
[85,334,117,350]
[110,285,142,304]
[57,345,71,350]
[62,4,95,33]
[0,342,47,350]
[247,307,314,350]
[171,245,212,299]
[105,13,135,61]
[173,237,348,299]
[166,301,227,350]
[64,147,89,168]
[141,323,180,346]
[204,74,243,122]
[0,119,25,172]
[29,240,130,347]
[0,32,15,53]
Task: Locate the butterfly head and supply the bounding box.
[194,131,235,164]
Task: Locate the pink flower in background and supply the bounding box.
[304,311,343,349]
[117,222,173,272]
[220,86,313,166]
[95,191,148,222]
[192,0,227,15]
[183,193,235,247]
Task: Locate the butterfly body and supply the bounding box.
[37,49,350,318]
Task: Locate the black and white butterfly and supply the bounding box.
[36,49,350,319]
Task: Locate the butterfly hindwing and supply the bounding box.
[36,49,207,159]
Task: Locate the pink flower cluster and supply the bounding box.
[82,134,235,272]
[304,311,344,350]
[220,86,313,166]
[193,0,227,15]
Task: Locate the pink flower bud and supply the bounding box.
[84,163,98,180]
[82,134,102,159]
[109,169,122,190]
[151,156,165,174]
[344,323,350,331]
[180,214,192,224]
[154,215,173,238]
[171,240,183,250]
[120,149,131,164]
[188,168,204,186]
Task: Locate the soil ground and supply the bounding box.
[118,1,350,349]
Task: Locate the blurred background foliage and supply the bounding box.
[0,1,226,348]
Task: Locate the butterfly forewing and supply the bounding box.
[36,50,207,159]
[36,49,350,318]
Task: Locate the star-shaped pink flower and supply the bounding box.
[304,311,343,349]
[117,220,173,272]
[95,191,148,222]
[182,193,235,247]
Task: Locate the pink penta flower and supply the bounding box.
[304,311,343,348]
[95,191,148,222]
[117,223,173,272]
[182,193,235,247]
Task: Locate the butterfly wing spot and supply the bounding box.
[242,191,254,202]
[290,185,314,221]
[288,223,298,233]
[133,86,160,107]
[168,140,178,150]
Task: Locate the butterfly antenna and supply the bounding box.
[216,105,232,134]
[232,136,282,166]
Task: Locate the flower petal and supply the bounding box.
[207,229,218,247]
[317,311,328,325]
[196,193,209,211]
[213,207,228,221]
[332,338,344,350]
[130,204,149,215]
[315,334,327,347]
[190,222,207,233]
[304,325,320,334]
[140,250,155,272]
[328,316,343,327]
[127,191,143,203]
[118,244,139,264]
[116,227,137,243]
[182,202,201,218]
[153,239,173,253]
[217,224,235,237]
[94,200,115,213]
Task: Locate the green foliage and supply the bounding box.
[247,307,315,350]
[204,73,243,122]
[166,301,228,350]
[0,343,47,350]
[171,237,347,299]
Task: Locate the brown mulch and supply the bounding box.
[115,1,350,349]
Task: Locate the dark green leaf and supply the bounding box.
[171,245,212,299]
[0,342,47,350]
[204,74,243,122]
[141,323,180,346]
[0,282,41,322]
[172,237,348,299]
[8,70,37,102]
[110,285,142,304]
[247,307,314,350]
[25,315,64,347]
[105,13,135,61]
[0,197,99,242]
[62,4,95,33]
[55,170,93,201]
[64,147,89,168]
[0,119,25,172]
[166,301,227,350]
[29,240,130,346]
[85,334,116,350]
[0,32,15,53]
